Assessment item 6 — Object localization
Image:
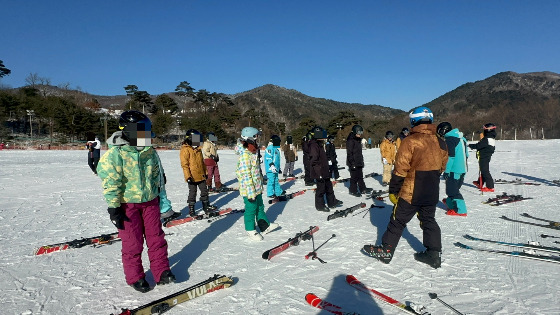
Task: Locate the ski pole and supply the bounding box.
[428,293,464,315]
[305,234,335,262]
[541,234,560,239]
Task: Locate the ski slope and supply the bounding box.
[1,139,560,314]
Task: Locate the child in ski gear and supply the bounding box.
[346,125,372,197]
[180,129,216,216]
[363,107,448,269]
[202,132,224,192]
[325,134,340,180]
[97,110,174,292]
[469,123,496,192]
[380,131,397,186]
[264,135,285,198]
[282,135,298,177]
[395,127,409,151]
[309,126,342,211]
[437,122,469,216]
[86,136,102,175]
[236,127,279,241]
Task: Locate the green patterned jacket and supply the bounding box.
[97,131,160,208]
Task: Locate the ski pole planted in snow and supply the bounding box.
[428,292,463,315]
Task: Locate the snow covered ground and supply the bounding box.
[1,140,560,314]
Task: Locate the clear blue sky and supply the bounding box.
[1,1,559,110]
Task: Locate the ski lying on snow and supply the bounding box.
[521,213,560,227]
[208,187,238,194]
[268,190,307,204]
[481,192,512,204]
[327,203,367,221]
[35,232,119,256]
[489,196,532,206]
[112,274,233,315]
[346,275,428,314]
[164,208,235,227]
[463,234,560,254]
[455,242,560,264]
[305,293,360,315]
[501,215,560,230]
[495,178,541,185]
[262,226,319,260]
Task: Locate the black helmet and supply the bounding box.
[119,110,153,146]
[286,135,293,144]
[352,124,364,136]
[270,135,281,146]
[185,129,203,146]
[311,126,327,139]
[385,131,394,139]
[437,122,453,137]
[207,132,218,142]
[483,123,496,131]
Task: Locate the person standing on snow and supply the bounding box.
[236,127,279,241]
[282,135,298,178]
[395,127,409,151]
[309,126,343,212]
[469,123,497,192]
[363,106,448,269]
[380,131,397,186]
[86,136,102,175]
[180,129,217,217]
[325,134,340,180]
[97,110,175,293]
[202,132,225,192]
[346,124,373,197]
[264,135,285,198]
[437,122,469,216]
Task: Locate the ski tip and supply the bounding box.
[305,293,320,306]
[463,234,475,240]
[360,203,366,208]
[261,251,270,260]
[345,274,358,283]
[454,242,470,249]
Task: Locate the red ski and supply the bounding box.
[346,275,427,314]
[35,232,119,256]
[164,208,234,228]
[262,226,319,260]
[305,293,359,315]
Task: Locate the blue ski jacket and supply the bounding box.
[264,144,281,173]
[444,128,469,178]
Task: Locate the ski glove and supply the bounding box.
[269,164,278,174]
[382,158,388,165]
[187,177,194,184]
[388,194,399,205]
[107,207,129,230]
[442,172,449,180]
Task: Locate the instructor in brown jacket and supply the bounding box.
[363,106,448,269]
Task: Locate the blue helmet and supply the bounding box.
[241,127,261,142]
[409,106,433,126]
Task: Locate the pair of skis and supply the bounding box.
[163,208,243,227]
[262,226,319,260]
[306,275,434,314]
[456,233,560,264]
[486,195,532,206]
[495,178,541,185]
[112,274,233,315]
[35,232,120,256]
[268,189,307,204]
[326,203,367,221]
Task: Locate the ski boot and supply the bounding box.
[188,203,196,217]
[157,270,176,285]
[131,278,151,293]
[362,243,393,264]
[202,200,217,214]
[246,230,264,241]
[414,250,441,269]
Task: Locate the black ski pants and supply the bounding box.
[446,173,465,201]
[303,155,312,184]
[314,178,336,209]
[88,157,99,174]
[479,158,494,189]
[381,198,441,252]
[349,167,366,194]
[329,159,340,179]
[188,180,209,205]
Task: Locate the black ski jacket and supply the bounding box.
[346,133,364,169]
